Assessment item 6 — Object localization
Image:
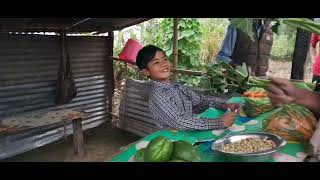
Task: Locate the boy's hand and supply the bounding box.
[221,103,240,113]
[220,112,236,128]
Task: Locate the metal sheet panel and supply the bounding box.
[119,79,159,137]
[0,34,114,159]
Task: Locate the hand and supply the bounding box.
[221,103,240,113]
[220,112,236,128]
[267,77,296,107]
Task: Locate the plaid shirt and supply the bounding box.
[149,80,225,131]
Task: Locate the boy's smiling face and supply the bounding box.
[142,51,171,83]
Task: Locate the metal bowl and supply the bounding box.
[211,132,286,162]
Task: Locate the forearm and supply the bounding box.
[182,86,225,110]
[174,116,224,131]
[150,98,224,131]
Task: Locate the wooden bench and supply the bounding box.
[0,109,86,158]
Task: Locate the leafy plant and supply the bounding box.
[271,33,296,61]
[281,18,320,34]
[140,18,164,47]
[198,18,229,64]
[229,18,255,41]
[196,62,316,94]
[159,18,202,70]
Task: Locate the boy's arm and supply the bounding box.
[180,85,226,110]
[149,94,224,131]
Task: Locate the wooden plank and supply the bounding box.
[72,118,84,157]
[172,18,179,81]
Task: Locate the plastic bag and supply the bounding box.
[263,104,317,143]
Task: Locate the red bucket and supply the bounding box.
[118,39,143,63]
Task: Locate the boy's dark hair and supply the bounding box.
[136,45,165,70]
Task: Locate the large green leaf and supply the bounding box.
[179,30,195,39]
[235,63,249,77]
[192,20,199,27]
[190,56,197,66]
[178,39,187,49]
[280,18,320,34]
[180,20,186,28]
[163,42,171,52]
[229,18,320,42]
[190,48,198,56]
[229,18,255,41]
[166,48,173,57]
[165,32,173,39]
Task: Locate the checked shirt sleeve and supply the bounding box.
[149,91,224,131]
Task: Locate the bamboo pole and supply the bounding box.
[172,18,179,80]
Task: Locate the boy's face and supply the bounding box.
[142,51,171,82]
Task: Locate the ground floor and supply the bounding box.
[1,123,140,162]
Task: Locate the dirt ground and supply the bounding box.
[268,59,312,82]
[1,123,140,162]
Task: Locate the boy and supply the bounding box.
[136,45,239,131]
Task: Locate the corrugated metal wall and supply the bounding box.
[119,79,159,137]
[0,34,114,159]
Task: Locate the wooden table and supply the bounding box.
[1,109,86,157]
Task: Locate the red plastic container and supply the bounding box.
[118,39,143,63]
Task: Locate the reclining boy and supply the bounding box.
[136,45,239,131]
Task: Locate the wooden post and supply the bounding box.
[108,31,115,122]
[172,18,179,81]
[291,28,311,80]
[108,31,114,56]
[72,118,84,157]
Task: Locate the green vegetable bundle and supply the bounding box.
[199,62,315,94]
